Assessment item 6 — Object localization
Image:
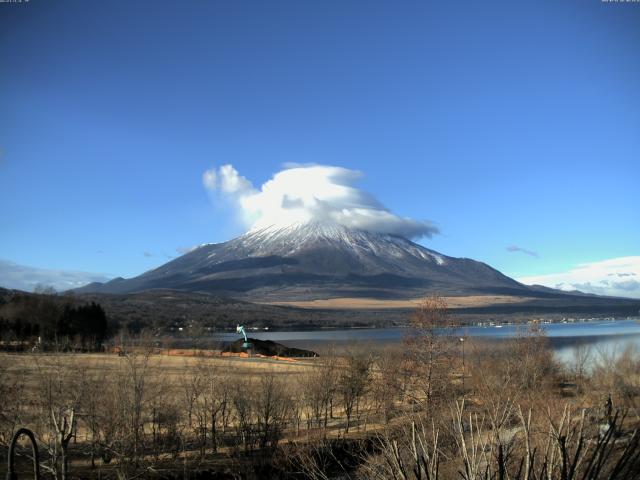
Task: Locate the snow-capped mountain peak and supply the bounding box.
[76,220,526,300]
[233,221,447,266]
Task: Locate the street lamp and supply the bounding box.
[459,337,466,395]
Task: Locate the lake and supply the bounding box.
[215,318,640,364]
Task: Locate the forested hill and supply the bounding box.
[0,287,109,350]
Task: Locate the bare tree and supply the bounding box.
[364,420,441,480]
[0,359,25,448]
[512,325,556,395]
[34,355,85,480]
[406,296,455,410]
[79,371,102,469]
[338,349,372,433]
[372,347,404,424]
[205,364,230,453]
[106,347,153,476]
[303,353,338,433]
[289,380,305,437]
[231,378,255,453]
[254,371,290,450]
[571,343,592,394]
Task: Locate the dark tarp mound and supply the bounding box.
[222,338,318,357]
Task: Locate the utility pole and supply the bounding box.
[459,337,466,395]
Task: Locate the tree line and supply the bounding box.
[0,289,109,351]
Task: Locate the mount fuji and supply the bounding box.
[77,221,539,301]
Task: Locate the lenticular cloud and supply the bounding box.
[202,164,438,240]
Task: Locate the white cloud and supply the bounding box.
[201,164,438,240]
[202,168,217,190]
[517,256,640,299]
[0,260,112,292]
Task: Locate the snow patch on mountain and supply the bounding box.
[74,219,529,300]
[238,221,448,266]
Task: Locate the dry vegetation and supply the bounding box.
[265,295,534,310]
[1,297,639,479]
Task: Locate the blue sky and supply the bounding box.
[1,0,639,295]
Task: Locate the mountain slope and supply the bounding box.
[77,222,533,300]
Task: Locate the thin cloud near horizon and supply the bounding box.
[506,245,539,258]
[0,259,112,292]
[517,256,640,299]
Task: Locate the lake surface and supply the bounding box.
[218,318,640,342]
[215,318,640,364]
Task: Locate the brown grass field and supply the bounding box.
[266,294,533,309]
[1,316,639,479]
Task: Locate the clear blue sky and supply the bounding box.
[1,0,639,291]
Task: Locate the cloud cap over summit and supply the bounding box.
[202,164,438,240]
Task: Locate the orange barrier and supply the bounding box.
[164,349,217,357]
[220,351,250,358]
[219,351,297,362]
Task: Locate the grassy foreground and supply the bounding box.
[1,301,639,479]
